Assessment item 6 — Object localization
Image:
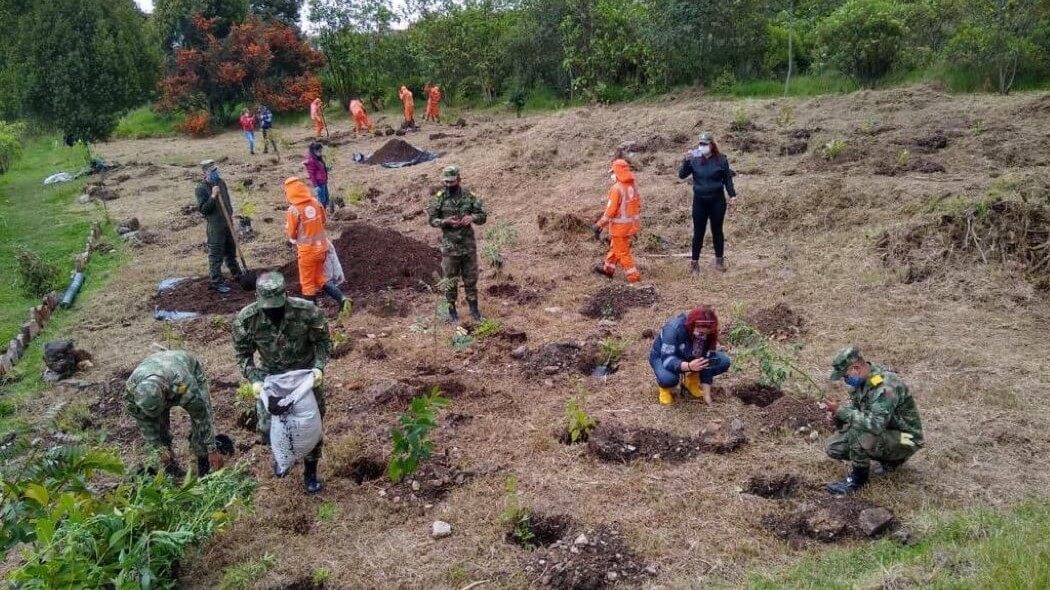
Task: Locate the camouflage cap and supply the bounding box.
[441,165,460,182]
[200,159,217,172]
[829,345,863,380]
[698,132,714,144]
[134,378,164,418]
[256,272,287,309]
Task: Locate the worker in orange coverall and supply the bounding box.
[349,99,374,134]
[284,177,348,311]
[310,98,326,138]
[398,85,415,128]
[592,158,642,283]
[424,84,442,122]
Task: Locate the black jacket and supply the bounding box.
[678,153,736,198]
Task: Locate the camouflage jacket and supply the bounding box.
[427,187,488,256]
[124,350,215,451]
[233,298,330,383]
[835,363,924,445]
[195,179,235,234]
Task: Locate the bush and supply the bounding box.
[0,120,26,174]
[14,246,61,297]
[177,111,213,138]
[113,107,180,139]
[816,0,909,85]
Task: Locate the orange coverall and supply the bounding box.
[349,99,373,133]
[285,177,330,297]
[597,159,642,283]
[398,86,415,125]
[310,98,326,137]
[425,85,442,121]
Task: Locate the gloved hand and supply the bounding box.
[251,382,263,396]
[592,225,602,241]
[312,368,324,386]
[900,432,915,447]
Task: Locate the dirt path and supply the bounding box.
[38,85,1050,587]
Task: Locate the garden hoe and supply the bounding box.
[217,191,258,290]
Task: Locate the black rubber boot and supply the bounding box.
[468,301,483,321]
[196,455,210,477]
[874,460,904,476]
[213,282,232,294]
[689,260,700,275]
[304,459,323,495]
[826,465,870,495]
[446,303,459,324]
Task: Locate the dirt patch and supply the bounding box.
[367,377,470,407]
[363,139,424,165]
[762,496,894,546]
[729,381,785,408]
[506,513,575,548]
[537,211,595,238]
[152,277,258,316]
[381,459,473,503]
[780,139,808,155]
[271,577,324,590]
[342,457,385,484]
[525,525,654,589]
[873,158,946,176]
[913,130,948,153]
[361,341,387,360]
[586,421,746,463]
[726,131,770,153]
[273,510,313,536]
[742,303,805,340]
[524,342,602,376]
[579,284,658,319]
[487,282,543,304]
[760,395,831,434]
[745,473,798,499]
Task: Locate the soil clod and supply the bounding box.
[745,473,798,499]
[586,423,746,463]
[763,496,895,545]
[526,525,652,589]
[580,284,658,319]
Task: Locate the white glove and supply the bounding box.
[251,382,263,396]
[900,432,915,447]
[312,368,323,387]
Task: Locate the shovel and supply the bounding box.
[216,187,258,290]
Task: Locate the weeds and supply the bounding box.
[820,139,847,161]
[451,326,476,350]
[313,567,332,585]
[483,220,519,275]
[501,475,534,548]
[731,105,752,130]
[317,501,337,521]
[473,318,502,339]
[345,187,366,205]
[860,117,878,134]
[563,391,597,444]
[776,105,794,128]
[387,387,450,483]
[14,246,60,297]
[598,337,628,366]
[219,554,277,590]
[160,323,185,350]
[897,149,911,168]
[727,323,824,398]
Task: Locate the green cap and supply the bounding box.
[829,345,862,380]
[698,132,714,144]
[441,165,460,182]
[134,379,164,418]
[256,272,287,309]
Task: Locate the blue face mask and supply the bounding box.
[844,375,865,388]
[208,171,220,183]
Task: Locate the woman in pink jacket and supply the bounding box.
[303,142,331,212]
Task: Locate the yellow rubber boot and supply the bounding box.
[658,387,675,405]
[683,372,704,399]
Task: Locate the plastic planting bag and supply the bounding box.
[324,240,345,286]
[262,369,322,476]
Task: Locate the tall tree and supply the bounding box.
[250,0,303,25]
[154,0,249,51]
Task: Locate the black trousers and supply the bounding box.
[691,193,726,259]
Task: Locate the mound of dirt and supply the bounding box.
[524,342,603,376]
[760,395,831,433]
[487,282,543,304]
[381,459,474,503]
[362,138,424,165]
[763,496,895,545]
[586,421,746,463]
[506,513,575,548]
[745,473,798,499]
[580,284,658,319]
[913,130,948,153]
[342,457,385,484]
[153,223,440,315]
[366,377,470,407]
[537,211,594,236]
[525,525,655,589]
[729,381,784,407]
[742,303,804,340]
[873,158,946,176]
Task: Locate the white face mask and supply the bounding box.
[698,144,712,156]
[610,173,617,182]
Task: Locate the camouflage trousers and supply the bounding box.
[826,427,918,470]
[125,372,214,458]
[256,385,325,460]
[441,252,479,305]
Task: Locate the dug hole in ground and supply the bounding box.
[34,84,1050,588]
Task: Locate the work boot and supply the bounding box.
[714,257,727,272]
[689,260,700,275]
[303,458,323,495]
[468,301,483,322]
[446,303,459,324]
[826,466,870,495]
[213,282,231,295]
[682,372,704,399]
[196,455,210,477]
[658,387,674,405]
[592,263,613,278]
[874,460,904,476]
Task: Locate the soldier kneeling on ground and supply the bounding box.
[821,345,925,494]
[125,350,225,477]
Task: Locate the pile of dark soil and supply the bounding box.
[586,421,746,463]
[762,496,896,545]
[743,303,805,340]
[506,513,575,548]
[363,139,424,165]
[487,282,543,304]
[153,223,440,315]
[536,211,594,236]
[913,130,948,153]
[366,377,470,407]
[729,381,784,408]
[745,473,798,499]
[760,395,831,433]
[580,284,659,319]
[525,525,655,589]
[524,342,602,376]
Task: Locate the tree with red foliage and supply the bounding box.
[159,14,324,126]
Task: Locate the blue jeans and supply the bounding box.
[649,349,731,387]
[244,131,255,153]
[315,184,330,208]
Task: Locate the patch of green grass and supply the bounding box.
[113,106,181,139]
[715,73,859,98]
[748,499,1050,590]
[219,553,277,590]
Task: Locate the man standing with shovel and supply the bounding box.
[195,160,242,294]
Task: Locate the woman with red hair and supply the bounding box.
[648,305,731,405]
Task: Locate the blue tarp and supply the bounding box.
[353,150,439,169]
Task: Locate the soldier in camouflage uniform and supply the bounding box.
[821,345,924,494]
[195,160,242,294]
[233,271,330,494]
[427,165,488,322]
[125,350,224,476]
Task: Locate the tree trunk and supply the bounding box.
[784,0,794,97]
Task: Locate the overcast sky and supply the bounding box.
[135,0,153,11]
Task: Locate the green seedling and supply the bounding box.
[387,388,450,483]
